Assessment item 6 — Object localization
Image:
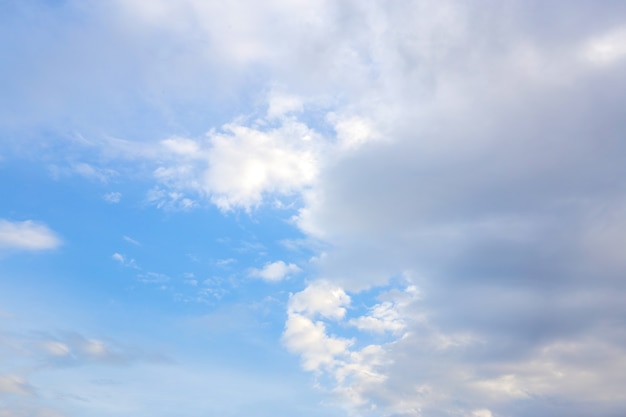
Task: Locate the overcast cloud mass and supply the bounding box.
[1,1,626,416]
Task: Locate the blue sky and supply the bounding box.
[2,1,626,416]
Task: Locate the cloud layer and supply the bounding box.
[2,0,626,416]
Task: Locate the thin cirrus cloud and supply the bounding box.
[0,374,35,396]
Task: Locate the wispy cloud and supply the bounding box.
[103,192,122,204]
[0,375,35,396]
[122,236,140,246]
[111,252,139,269]
[0,220,61,251]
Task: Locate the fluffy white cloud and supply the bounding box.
[283,282,421,411]
[283,313,353,372]
[287,280,350,321]
[202,121,319,210]
[249,260,301,282]
[103,114,323,211]
[0,220,61,251]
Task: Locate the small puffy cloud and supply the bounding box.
[288,280,351,321]
[112,252,124,263]
[249,260,301,282]
[0,220,61,251]
[103,192,122,203]
[111,252,139,269]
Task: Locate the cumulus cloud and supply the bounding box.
[202,121,319,210]
[283,282,421,410]
[288,281,350,321]
[283,313,353,372]
[101,114,322,211]
[0,220,61,251]
[249,260,301,282]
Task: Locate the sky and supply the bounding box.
[1,0,626,416]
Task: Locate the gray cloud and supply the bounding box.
[289,1,626,415]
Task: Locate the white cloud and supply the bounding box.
[471,374,530,400]
[267,90,304,119]
[583,26,626,66]
[103,192,122,203]
[283,283,421,410]
[110,113,323,211]
[71,162,116,182]
[111,252,139,269]
[112,252,125,263]
[81,339,109,357]
[0,220,61,251]
[348,302,406,335]
[249,260,301,282]
[161,137,200,155]
[202,120,319,210]
[283,313,352,372]
[288,280,350,321]
[329,114,381,150]
[123,236,141,246]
